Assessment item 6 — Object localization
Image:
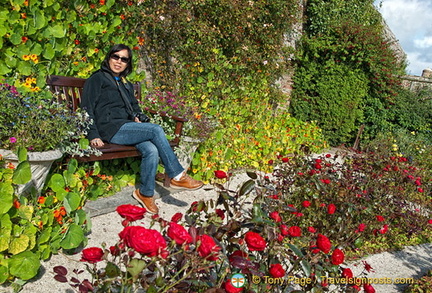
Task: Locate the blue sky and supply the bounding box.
[375,0,432,76]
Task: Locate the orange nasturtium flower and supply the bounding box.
[22,55,31,61]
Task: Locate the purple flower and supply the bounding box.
[9,137,17,143]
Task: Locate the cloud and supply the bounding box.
[414,37,432,49]
[375,0,432,75]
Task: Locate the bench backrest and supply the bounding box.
[46,75,142,111]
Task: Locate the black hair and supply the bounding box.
[102,44,133,77]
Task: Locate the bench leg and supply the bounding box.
[163,173,171,188]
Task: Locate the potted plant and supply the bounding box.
[140,90,215,170]
[0,77,96,193]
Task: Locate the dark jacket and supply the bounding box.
[81,66,142,141]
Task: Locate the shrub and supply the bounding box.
[54,148,431,292]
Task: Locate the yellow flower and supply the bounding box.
[31,87,40,92]
[23,55,30,61]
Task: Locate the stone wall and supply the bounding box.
[402,69,432,98]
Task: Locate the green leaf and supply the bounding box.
[9,33,22,45]
[106,261,121,278]
[48,24,66,38]
[8,251,40,280]
[127,259,146,281]
[78,138,90,150]
[239,179,255,196]
[63,192,81,212]
[60,223,85,249]
[288,243,304,257]
[300,260,311,277]
[9,234,30,255]
[0,182,13,215]
[17,205,34,221]
[0,264,8,284]
[0,214,12,252]
[33,9,46,29]
[42,43,55,60]
[48,173,65,192]
[12,161,31,185]
[17,147,27,162]
[37,226,52,245]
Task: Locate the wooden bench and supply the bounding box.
[46,75,188,187]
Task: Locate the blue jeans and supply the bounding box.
[110,122,184,196]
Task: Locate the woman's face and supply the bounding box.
[108,49,129,76]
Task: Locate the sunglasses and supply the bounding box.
[110,54,129,64]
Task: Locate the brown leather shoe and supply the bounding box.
[133,189,159,214]
[170,174,204,190]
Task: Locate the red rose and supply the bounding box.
[308,226,317,233]
[215,209,225,220]
[281,157,289,163]
[244,231,267,251]
[321,179,331,184]
[214,170,228,179]
[280,224,289,236]
[327,204,336,215]
[269,263,285,278]
[288,226,302,237]
[428,219,432,224]
[331,248,345,265]
[379,224,389,234]
[376,215,385,222]
[363,283,376,293]
[316,234,332,253]
[198,234,220,261]
[81,247,104,263]
[171,212,183,223]
[356,223,366,233]
[116,204,146,221]
[341,268,353,279]
[302,200,311,208]
[119,226,167,258]
[224,280,243,293]
[167,222,192,245]
[269,211,282,222]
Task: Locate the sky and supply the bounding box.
[374,0,432,76]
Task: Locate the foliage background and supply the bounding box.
[1,0,430,177]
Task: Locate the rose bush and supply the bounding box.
[54,146,431,292]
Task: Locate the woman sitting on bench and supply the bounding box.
[81,44,203,214]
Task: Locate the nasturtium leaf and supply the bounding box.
[0,182,13,214]
[0,214,12,252]
[17,205,34,221]
[8,251,40,280]
[48,173,65,192]
[12,161,31,185]
[0,264,8,284]
[9,234,30,255]
[64,192,81,212]
[60,224,85,249]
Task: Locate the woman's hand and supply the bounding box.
[90,138,105,147]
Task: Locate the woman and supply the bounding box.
[81,44,203,214]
